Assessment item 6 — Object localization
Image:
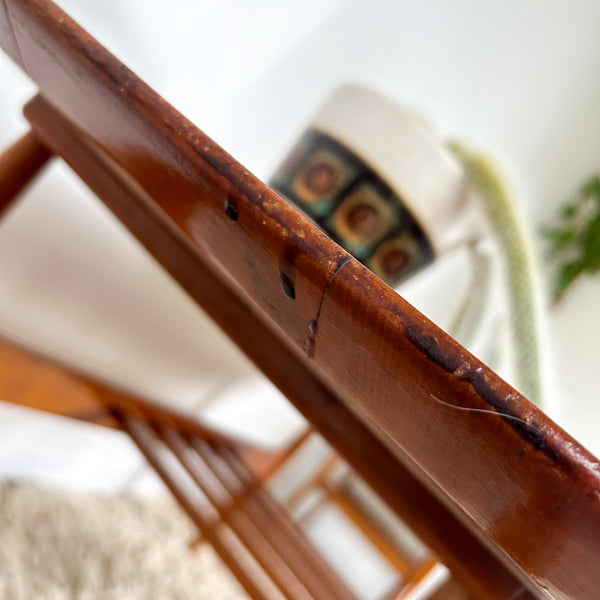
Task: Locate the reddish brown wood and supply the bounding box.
[166,434,322,600]
[211,442,355,600]
[1,2,599,598]
[0,335,263,456]
[393,558,439,600]
[0,335,119,428]
[120,412,275,600]
[0,0,21,63]
[426,577,471,600]
[0,129,52,218]
[247,429,313,481]
[193,437,354,600]
[0,331,458,599]
[21,95,523,599]
[322,477,417,577]
[119,407,357,600]
[283,456,444,592]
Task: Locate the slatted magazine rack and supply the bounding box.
[1,1,599,599]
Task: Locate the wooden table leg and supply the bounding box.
[0,129,52,219]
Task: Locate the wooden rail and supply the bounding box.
[1,1,599,598]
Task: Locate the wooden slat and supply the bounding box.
[246,428,314,482]
[0,334,254,449]
[325,482,417,577]
[156,425,316,600]
[0,335,119,428]
[1,2,599,597]
[0,0,22,63]
[0,332,468,600]
[21,93,532,600]
[285,455,339,515]
[193,439,355,600]
[0,334,291,477]
[120,411,275,600]
[218,444,353,589]
[0,130,52,218]
[425,576,471,600]
[394,559,442,600]
[0,332,353,599]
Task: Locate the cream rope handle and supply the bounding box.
[449,143,544,406]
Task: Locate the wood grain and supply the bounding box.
[22,95,509,599]
[1,1,599,598]
[0,129,52,218]
[0,0,21,64]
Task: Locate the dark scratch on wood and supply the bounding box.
[303,255,353,357]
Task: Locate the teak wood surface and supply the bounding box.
[1,1,600,599]
[0,129,50,217]
[0,334,467,600]
[0,103,507,600]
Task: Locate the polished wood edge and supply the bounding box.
[0,0,23,64]
[0,2,598,597]
[0,334,262,451]
[0,129,52,218]
[21,94,529,599]
[3,0,596,487]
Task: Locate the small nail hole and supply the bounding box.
[280,274,295,299]
[224,198,238,221]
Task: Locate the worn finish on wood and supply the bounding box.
[0,129,51,218]
[315,259,600,597]
[22,95,522,599]
[1,1,599,598]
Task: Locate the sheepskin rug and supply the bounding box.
[0,481,244,599]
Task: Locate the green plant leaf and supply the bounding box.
[554,259,587,300]
[580,174,600,200]
[561,204,577,219]
[582,213,600,258]
[542,227,576,248]
[543,172,600,301]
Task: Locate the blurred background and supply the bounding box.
[0,0,599,508]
